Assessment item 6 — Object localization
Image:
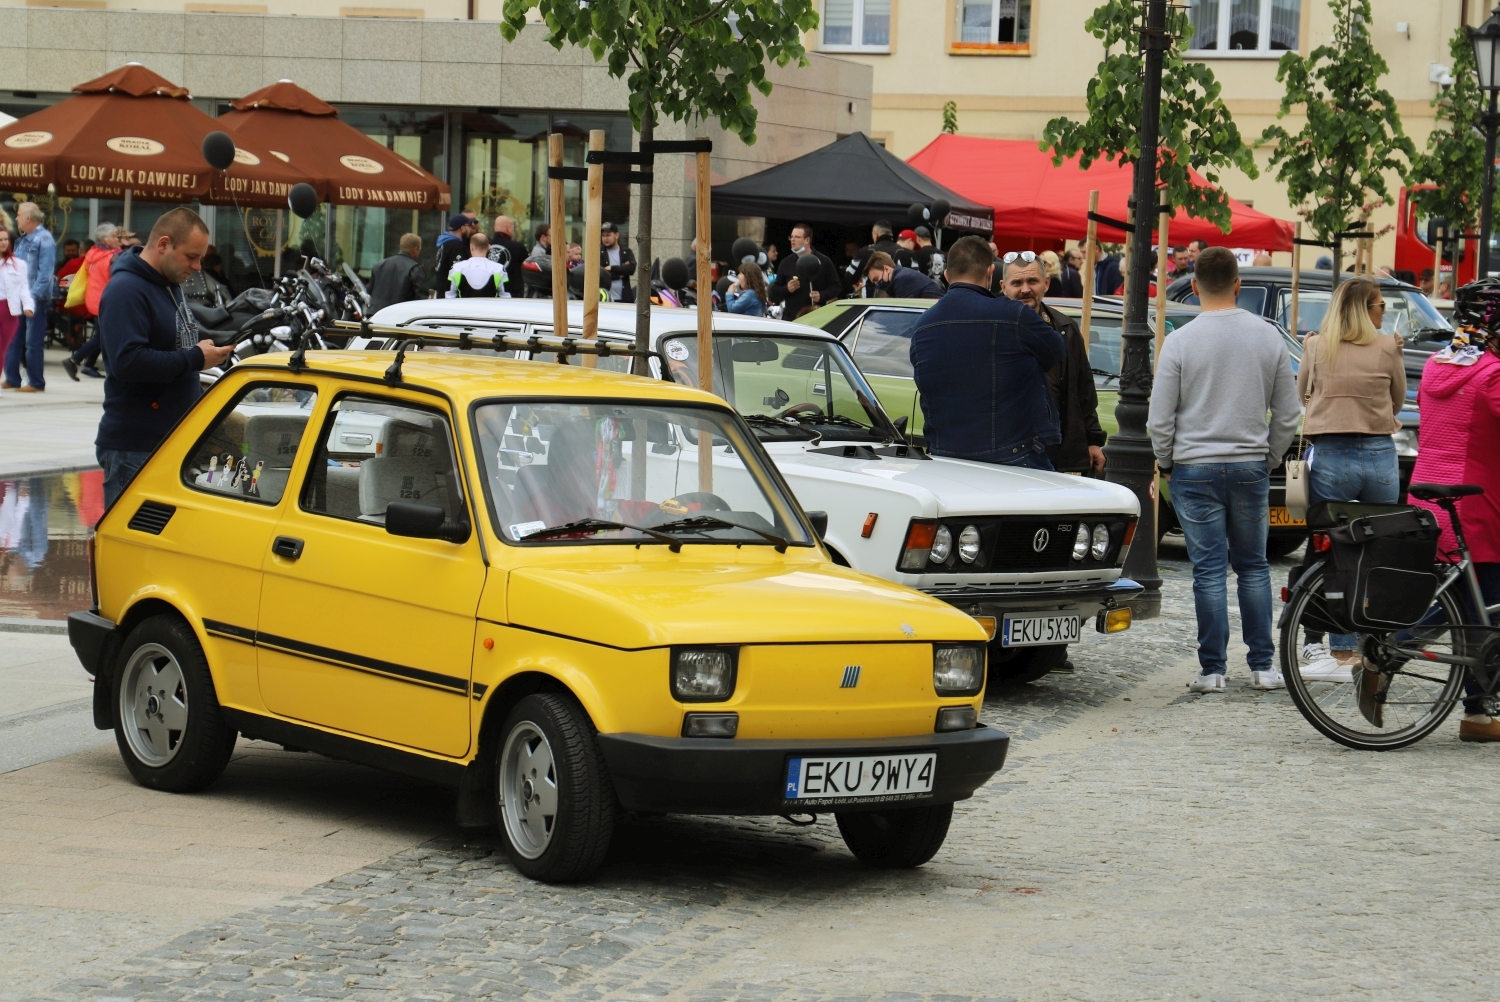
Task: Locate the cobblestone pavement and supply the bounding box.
[10,545,1499,1001]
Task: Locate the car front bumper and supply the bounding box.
[922,577,1143,623]
[597,724,1009,815]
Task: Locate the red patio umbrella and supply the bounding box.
[907,134,1293,252]
[217,81,450,211]
[0,64,308,208]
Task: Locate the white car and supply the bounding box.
[354,300,1142,683]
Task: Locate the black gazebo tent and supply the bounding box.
[712,132,994,234]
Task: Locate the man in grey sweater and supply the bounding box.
[1148,247,1300,693]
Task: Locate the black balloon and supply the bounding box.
[661,257,690,289]
[907,202,928,229]
[288,182,319,219]
[715,276,732,296]
[930,198,951,223]
[731,237,761,264]
[202,131,236,171]
[794,252,823,281]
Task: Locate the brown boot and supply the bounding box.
[1459,716,1500,742]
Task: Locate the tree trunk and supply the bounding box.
[634,104,654,365]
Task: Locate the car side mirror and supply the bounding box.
[806,510,828,540]
[892,415,909,434]
[385,501,470,543]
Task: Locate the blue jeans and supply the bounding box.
[1170,461,1275,674]
[3,310,48,389]
[97,447,152,509]
[1307,434,1400,650]
[996,438,1056,472]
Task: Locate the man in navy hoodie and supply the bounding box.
[95,207,232,506]
[910,235,1066,470]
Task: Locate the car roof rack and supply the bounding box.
[324,320,666,386]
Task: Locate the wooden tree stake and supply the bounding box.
[548,133,568,342]
[581,129,604,364]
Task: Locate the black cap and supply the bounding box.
[448,214,470,230]
[914,226,932,239]
[601,221,619,233]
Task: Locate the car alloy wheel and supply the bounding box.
[119,642,190,767]
[499,721,559,859]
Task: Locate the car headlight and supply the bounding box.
[1091,523,1110,561]
[1072,523,1091,561]
[958,525,982,563]
[1392,427,1418,458]
[930,524,953,563]
[933,644,986,696]
[671,647,737,702]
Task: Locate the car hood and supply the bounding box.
[506,555,985,649]
[766,444,1141,516]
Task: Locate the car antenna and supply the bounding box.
[384,339,418,385]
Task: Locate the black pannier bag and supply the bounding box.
[1321,505,1441,631]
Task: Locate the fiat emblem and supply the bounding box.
[1032,528,1050,552]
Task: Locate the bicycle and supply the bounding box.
[1279,484,1500,751]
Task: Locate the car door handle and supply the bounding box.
[272,536,304,560]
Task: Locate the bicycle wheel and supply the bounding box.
[1281,563,1467,750]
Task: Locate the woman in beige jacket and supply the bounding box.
[1297,277,1406,669]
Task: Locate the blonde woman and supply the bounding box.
[1297,277,1406,668]
[1040,249,1063,297]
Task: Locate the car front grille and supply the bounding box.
[907,515,1133,575]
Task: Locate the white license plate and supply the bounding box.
[1001,613,1081,647]
[784,752,936,804]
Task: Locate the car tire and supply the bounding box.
[113,614,237,792]
[836,803,954,868]
[1265,534,1306,559]
[987,642,1068,685]
[495,692,617,883]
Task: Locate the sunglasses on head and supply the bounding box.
[1002,251,1038,264]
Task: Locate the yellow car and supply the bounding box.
[67,344,1007,882]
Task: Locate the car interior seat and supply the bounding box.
[358,418,455,522]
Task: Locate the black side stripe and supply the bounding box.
[202,619,469,695]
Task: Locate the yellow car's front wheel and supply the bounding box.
[496,693,617,883]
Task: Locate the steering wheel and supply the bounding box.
[776,402,824,420]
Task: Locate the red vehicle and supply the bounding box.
[1396,184,1479,291]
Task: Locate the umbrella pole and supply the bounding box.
[580,128,604,363]
[548,133,567,338]
[696,138,714,494]
[1434,232,1444,299]
[1152,195,1169,373]
[274,209,284,279]
[1080,190,1099,355]
[1289,223,1302,339]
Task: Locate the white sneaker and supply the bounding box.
[1189,672,1227,693]
[1299,657,1353,683]
[1301,641,1328,662]
[1250,669,1286,690]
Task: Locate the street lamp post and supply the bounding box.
[1104,0,1169,619]
[1470,5,1500,278]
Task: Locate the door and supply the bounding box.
[847,308,924,433]
[256,392,485,757]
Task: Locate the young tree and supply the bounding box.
[1410,26,1485,274]
[500,1,818,348]
[1041,0,1256,233]
[1260,0,1415,266]
[942,100,959,135]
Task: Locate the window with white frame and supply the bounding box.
[1187,0,1300,55]
[822,0,891,52]
[954,0,1032,52]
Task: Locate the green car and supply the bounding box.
[797,297,1309,557]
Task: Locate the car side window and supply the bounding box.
[850,309,921,378]
[182,383,318,505]
[300,395,465,527]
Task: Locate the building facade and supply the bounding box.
[812,0,1481,268]
[0,4,871,286]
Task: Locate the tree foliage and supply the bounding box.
[1410,26,1485,242]
[942,100,958,135]
[500,0,819,146]
[1260,0,1415,243]
[1041,0,1256,232]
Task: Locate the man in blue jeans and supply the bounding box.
[2,203,56,392]
[1148,247,1301,691]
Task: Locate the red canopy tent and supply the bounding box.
[907,134,1293,252]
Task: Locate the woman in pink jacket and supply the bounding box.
[1409,313,1500,742]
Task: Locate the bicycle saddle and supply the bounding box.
[1408,483,1484,500]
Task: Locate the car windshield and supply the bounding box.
[473,400,812,546]
[658,333,898,443]
[1278,288,1451,340]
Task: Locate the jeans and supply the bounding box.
[1170,461,1275,674]
[3,310,48,389]
[97,447,152,509]
[996,438,1056,472]
[71,331,101,369]
[1306,434,1401,651]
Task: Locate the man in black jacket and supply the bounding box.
[862,251,942,299]
[489,215,528,298]
[433,214,474,290]
[1000,251,1107,475]
[368,233,427,314]
[600,221,636,302]
[95,208,233,506]
[768,222,841,319]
